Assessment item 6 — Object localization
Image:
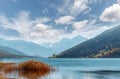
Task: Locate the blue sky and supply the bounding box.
[0,0,120,44]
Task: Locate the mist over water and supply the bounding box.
[1,58,120,79]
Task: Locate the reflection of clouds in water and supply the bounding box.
[5,70,120,79]
[42,72,63,79]
[4,69,120,79]
[41,69,82,79]
[83,73,92,79]
[44,69,120,79]
[2,58,120,79]
[83,73,98,79]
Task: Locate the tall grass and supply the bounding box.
[0,60,52,79]
[0,75,6,79]
[18,60,51,71]
[0,62,16,73]
[18,60,51,79]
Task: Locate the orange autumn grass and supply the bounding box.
[0,62,15,79]
[0,62,16,73]
[0,60,52,79]
[18,60,52,79]
[18,60,51,71]
[0,75,7,79]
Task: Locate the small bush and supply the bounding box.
[18,60,51,79]
[18,60,51,71]
[0,60,52,79]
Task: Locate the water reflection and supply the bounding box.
[0,61,52,79]
[1,69,52,79]
[82,71,120,79]
[41,69,120,79]
[19,69,50,79]
[1,67,120,79]
[1,58,120,79]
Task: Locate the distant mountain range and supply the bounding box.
[55,25,120,58]
[0,45,26,58]
[0,35,87,57]
[42,35,87,54]
[0,39,53,57]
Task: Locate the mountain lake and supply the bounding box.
[0,58,120,79]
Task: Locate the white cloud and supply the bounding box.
[61,25,110,40]
[34,23,50,30]
[30,23,64,42]
[0,11,112,44]
[55,16,75,25]
[55,18,109,41]
[72,19,96,30]
[42,8,49,14]
[33,17,51,23]
[70,25,111,39]
[57,0,90,17]
[83,8,91,14]
[61,19,110,39]
[0,11,64,43]
[100,4,120,22]
[73,20,88,29]
[118,0,120,4]
[81,26,111,38]
[70,0,89,16]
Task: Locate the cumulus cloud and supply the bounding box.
[80,26,110,38]
[60,19,109,39]
[0,11,111,44]
[0,11,64,43]
[57,0,90,17]
[62,24,110,39]
[33,17,51,23]
[73,20,88,30]
[55,16,75,25]
[72,19,96,30]
[118,0,120,4]
[70,0,89,16]
[55,16,108,40]
[100,4,120,22]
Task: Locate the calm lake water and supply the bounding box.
[1,58,120,79]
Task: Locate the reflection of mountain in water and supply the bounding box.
[4,68,120,79]
[1,58,120,79]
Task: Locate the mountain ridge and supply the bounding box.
[55,25,120,58]
[42,35,87,54]
[0,35,87,57]
[0,39,53,57]
[0,45,27,58]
